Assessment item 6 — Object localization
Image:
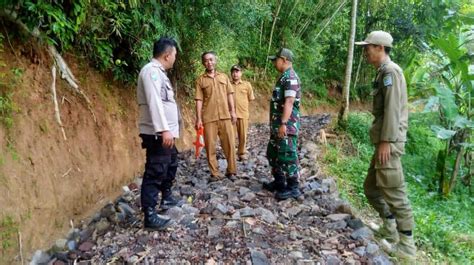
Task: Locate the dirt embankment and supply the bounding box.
[0,42,146,263]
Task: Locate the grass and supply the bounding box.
[0,215,18,253]
[322,111,474,263]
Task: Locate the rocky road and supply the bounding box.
[31,115,392,265]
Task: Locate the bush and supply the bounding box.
[346,112,372,145]
[324,111,474,263]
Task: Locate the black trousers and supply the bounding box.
[140,134,178,210]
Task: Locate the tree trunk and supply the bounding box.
[352,51,363,100]
[447,146,464,195]
[436,142,449,194]
[338,0,358,127]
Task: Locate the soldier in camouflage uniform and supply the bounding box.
[263,48,303,200]
[356,31,416,262]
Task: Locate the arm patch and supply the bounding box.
[383,74,393,87]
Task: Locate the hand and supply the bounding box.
[278,124,287,138]
[162,131,174,148]
[230,111,237,124]
[377,142,391,165]
[195,119,203,130]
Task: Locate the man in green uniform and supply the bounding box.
[355,31,416,261]
[263,48,302,200]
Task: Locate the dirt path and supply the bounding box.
[30,115,393,265]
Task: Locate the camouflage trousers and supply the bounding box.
[266,134,300,190]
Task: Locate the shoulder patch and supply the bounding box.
[151,73,159,81]
[383,74,393,87]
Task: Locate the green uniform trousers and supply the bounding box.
[364,142,414,231]
[266,134,299,190]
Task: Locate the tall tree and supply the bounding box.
[338,0,358,127]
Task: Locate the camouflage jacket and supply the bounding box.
[269,67,301,136]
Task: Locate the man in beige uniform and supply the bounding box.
[195,51,237,182]
[355,31,416,261]
[230,64,255,160]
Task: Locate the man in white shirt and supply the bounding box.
[137,37,180,230]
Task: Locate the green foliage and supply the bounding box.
[0,215,18,253]
[325,112,474,263]
[0,92,14,129]
[410,25,473,195]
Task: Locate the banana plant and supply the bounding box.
[421,30,473,196]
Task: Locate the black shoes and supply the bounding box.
[225,173,237,181]
[143,207,172,230]
[263,180,302,200]
[275,186,302,200]
[262,181,278,192]
[160,190,183,210]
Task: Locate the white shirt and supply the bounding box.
[137,59,179,138]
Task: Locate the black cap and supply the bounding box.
[230,64,242,72]
[267,48,294,62]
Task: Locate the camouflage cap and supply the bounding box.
[268,48,294,62]
[355,31,393,47]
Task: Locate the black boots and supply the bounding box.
[160,189,183,210]
[262,180,278,192]
[143,207,172,230]
[263,180,302,200]
[275,186,302,200]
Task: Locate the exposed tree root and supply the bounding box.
[51,66,67,141]
[0,9,97,123]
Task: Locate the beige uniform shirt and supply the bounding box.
[137,59,180,138]
[370,57,408,144]
[232,80,255,119]
[195,72,234,124]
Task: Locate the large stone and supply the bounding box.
[287,206,303,217]
[241,192,256,202]
[166,206,184,221]
[182,204,199,215]
[117,202,136,217]
[250,249,270,265]
[218,159,227,169]
[350,227,373,241]
[215,203,229,214]
[353,246,366,257]
[370,254,393,265]
[231,211,241,220]
[207,226,221,238]
[289,251,304,259]
[54,239,68,251]
[100,203,116,219]
[255,207,277,224]
[326,256,341,265]
[325,220,347,230]
[322,178,337,193]
[326,213,350,222]
[239,187,251,195]
[66,240,77,251]
[240,207,255,217]
[30,250,51,265]
[347,218,365,230]
[366,242,380,256]
[95,219,110,235]
[78,241,94,252]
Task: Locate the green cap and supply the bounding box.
[268,48,294,62]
